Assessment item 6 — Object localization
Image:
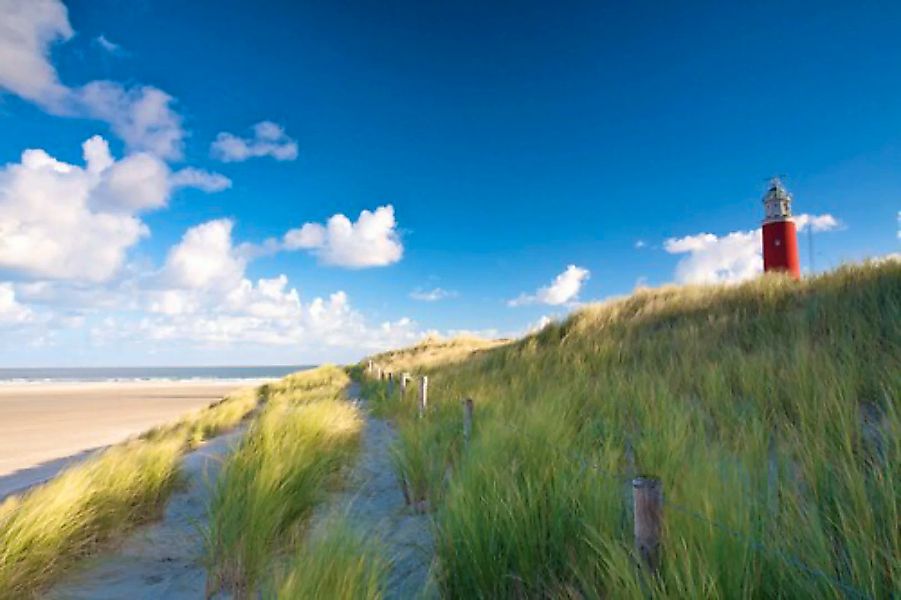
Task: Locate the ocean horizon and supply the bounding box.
[0,365,315,384]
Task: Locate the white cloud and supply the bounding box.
[170,167,232,192]
[91,151,171,213]
[161,219,246,291]
[508,265,590,307]
[664,230,761,285]
[127,218,421,351]
[0,136,228,282]
[283,205,403,268]
[794,213,840,233]
[0,0,184,159]
[0,0,72,108]
[410,287,456,301]
[74,83,184,160]
[211,121,298,162]
[0,283,33,325]
[1,197,418,360]
[0,138,148,282]
[635,239,647,249]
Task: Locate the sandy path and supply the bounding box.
[0,380,265,499]
[44,427,246,600]
[307,383,436,598]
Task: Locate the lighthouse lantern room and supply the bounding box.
[761,178,801,279]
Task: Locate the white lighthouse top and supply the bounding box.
[762,177,793,223]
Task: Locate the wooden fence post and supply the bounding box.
[367,360,373,376]
[377,367,383,381]
[418,376,428,418]
[387,372,394,395]
[632,476,663,574]
[462,397,473,442]
[401,372,410,394]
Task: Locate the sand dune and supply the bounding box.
[0,380,265,499]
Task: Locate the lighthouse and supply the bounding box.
[761,178,801,279]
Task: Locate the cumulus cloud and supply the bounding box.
[508,265,590,307]
[283,205,403,268]
[664,230,761,285]
[410,287,456,301]
[0,0,72,107]
[211,121,298,162]
[0,136,228,282]
[794,213,840,232]
[0,283,33,325]
[131,218,421,350]
[0,0,184,159]
[634,240,647,249]
[161,219,247,291]
[73,83,184,160]
[170,167,232,192]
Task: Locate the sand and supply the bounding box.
[0,380,266,500]
[306,383,436,598]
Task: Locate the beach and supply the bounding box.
[0,380,266,499]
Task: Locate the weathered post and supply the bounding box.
[367,359,373,376]
[401,372,410,394]
[387,372,394,395]
[462,397,474,442]
[632,476,663,574]
[377,367,383,381]
[418,376,428,418]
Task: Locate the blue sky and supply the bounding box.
[0,0,898,366]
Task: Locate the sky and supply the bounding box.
[0,0,898,366]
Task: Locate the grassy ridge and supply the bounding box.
[203,366,365,598]
[365,262,900,598]
[0,385,262,599]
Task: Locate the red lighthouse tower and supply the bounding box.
[761,178,801,279]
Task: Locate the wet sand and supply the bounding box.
[0,380,266,499]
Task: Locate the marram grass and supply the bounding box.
[365,261,900,599]
[0,384,263,599]
[275,517,388,600]
[203,365,363,598]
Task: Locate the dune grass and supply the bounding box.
[203,366,364,598]
[276,517,388,599]
[367,335,510,375]
[364,261,900,599]
[0,384,263,599]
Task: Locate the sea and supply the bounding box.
[0,365,314,384]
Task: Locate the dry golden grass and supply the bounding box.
[367,334,509,374]
[203,366,364,597]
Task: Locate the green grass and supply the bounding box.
[203,366,363,598]
[0,384,263,599]
[275,517,388,599]
[363,261,900,599]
